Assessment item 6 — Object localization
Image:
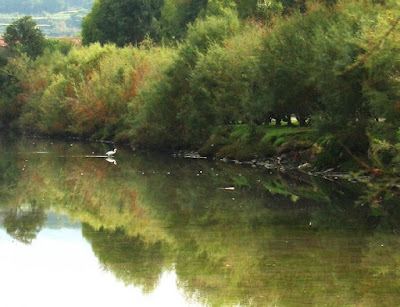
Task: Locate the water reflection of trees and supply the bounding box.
[81,224,171,293]
[0,140,20,192]
[1,139,400,305]
[2,204,46,244]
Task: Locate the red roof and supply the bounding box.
[0,39,7,47]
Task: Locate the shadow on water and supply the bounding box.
[0,137,400,305]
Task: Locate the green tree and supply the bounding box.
[259,10,322,126]
[130,8,240,148]
[159,0,208,42]
[82,0,163,46]
[4,16,45,59]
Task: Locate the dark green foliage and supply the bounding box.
[44,39,74,55]
[175,0,208,36]
[80,0,313,46]
[183,26,263,142]
[281,0,307,13]
[308,10,370,152]
[259,11,322,126]
[0,47,23,131]
[4,16,45,59]
[310,1,400,170]
[82,0,163,46]
[130,9,240,149]
[233,0,258,19]
[0,73,22,130]
[159,0,208,42]
[313,136,343,168]
[256,1,400,171]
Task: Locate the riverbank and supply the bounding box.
[196,125,315,163]
[1,2,399,183]
[6,131,400,209]
[14,123,366,175]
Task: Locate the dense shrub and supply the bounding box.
[128,8,241,149]
[183,24,264,142]
[256,0,400,169]
[16,43,175,141]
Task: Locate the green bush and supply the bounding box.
[182,24,264,142]
[129,9,241,149]
[16,43,175,141]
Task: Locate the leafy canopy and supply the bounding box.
[82,0,163,47]
[4,15,45,59]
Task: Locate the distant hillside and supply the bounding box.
[0,0,94,37]
[0,0,94,14]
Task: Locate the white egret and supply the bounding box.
[106,148,117,156]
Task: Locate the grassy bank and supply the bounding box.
[198,125,315,161]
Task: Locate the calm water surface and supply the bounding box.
[0,137,399,306]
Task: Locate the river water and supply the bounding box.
[0,137,399,306]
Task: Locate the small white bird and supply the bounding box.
[106,148,117,156]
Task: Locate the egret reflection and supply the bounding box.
[106,157,117,165]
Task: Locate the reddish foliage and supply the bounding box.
[66,85,75,97]
[54,120,67,133]
[122,62,151,100]
[86,71,94,81]
[73,98,109,133]
[33,79,47,92]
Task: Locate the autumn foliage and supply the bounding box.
[15,43,174,140]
